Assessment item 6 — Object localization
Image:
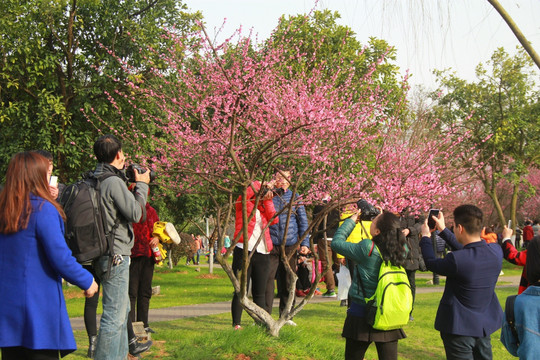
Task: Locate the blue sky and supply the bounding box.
[183,0,540,90]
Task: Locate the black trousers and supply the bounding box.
[345,339,398,360]
[83,264,101,337]
[266,245,297,315]
[231,246,270,326]
[1,347,59,360]
[296,263,311,290]
[129,256,155,328]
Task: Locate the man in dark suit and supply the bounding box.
[420,204,505,360]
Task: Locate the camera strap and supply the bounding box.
[368,241,375,256]
[359,220,372,241]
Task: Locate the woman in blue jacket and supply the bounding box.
[501,235,540,359]
[0,152,98,359]
[332,209,408,360]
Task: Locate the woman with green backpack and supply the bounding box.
[332,208,410,360]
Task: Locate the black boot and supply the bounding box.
[87,335,97,358]
[129,337,152,356]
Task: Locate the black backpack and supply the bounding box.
[59,171,120,263]
[505,295,519,347]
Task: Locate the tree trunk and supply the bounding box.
[206,217,214,274]
[168,246,173,269]
[208,247,214,274]
[485,187,505,227]
[220,248,316,337]
[217,186,336,337]
[510,181,519,231]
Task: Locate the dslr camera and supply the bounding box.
[356,199,380,221]
[126,164,156,183]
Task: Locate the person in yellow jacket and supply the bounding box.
[336,210,372,255]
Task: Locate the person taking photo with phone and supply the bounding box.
[33,150,65,199]
[420,205,505,360]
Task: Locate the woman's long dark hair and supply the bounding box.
[372,211,407,267]
[526,236,540,285]
[0,152,65,234]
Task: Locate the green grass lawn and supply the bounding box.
[58,262,522,360]
[63,264,234,317]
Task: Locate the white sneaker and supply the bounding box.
[285,320,297,326]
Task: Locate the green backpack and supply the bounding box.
[356,244,413,331]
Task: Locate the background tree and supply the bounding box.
[0,0,200,182]
[519,168,540,221]
[432,47,540,229]
[0,0,206,228]
[268,10,406,115]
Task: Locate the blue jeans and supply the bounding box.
[94,256,131,360]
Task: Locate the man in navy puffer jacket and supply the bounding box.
[265,167,310,319]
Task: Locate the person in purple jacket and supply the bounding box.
[0,152,98,359]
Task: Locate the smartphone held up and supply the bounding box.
[428,209,440,230]
[49,175,58,187]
